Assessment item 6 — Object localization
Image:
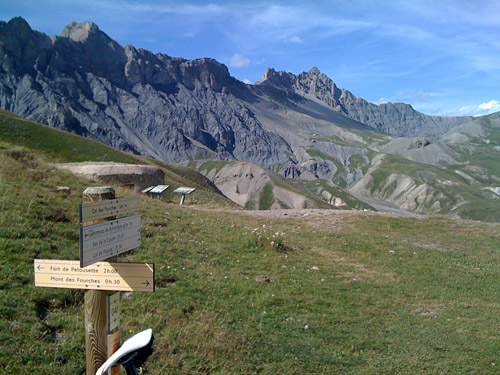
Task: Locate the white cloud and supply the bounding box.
[243,78,251,84]
[285,35,304,44]
[376,97,390,105]
[229,53,250,68]
[84,1,225,16]
[478,100,500,110]
[458,100,500,116]
[376,89,434,105]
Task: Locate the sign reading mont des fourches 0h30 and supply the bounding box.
[80,214,141,267]
[79,196,141,222]
[34,259,155,292]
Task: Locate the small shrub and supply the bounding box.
[270,236,291,253]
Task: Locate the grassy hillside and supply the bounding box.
[1,136,500,373]
[352,151,500,222]
[0,109,233,207]
[0,109,140,164]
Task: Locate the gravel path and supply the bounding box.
[199,207,426,220]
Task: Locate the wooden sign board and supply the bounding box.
[79,196,140,222]
[107,292,120,332]
[80,214,141,267]
[107,330,121,375]
[34,260,155,292]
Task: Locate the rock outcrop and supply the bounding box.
[257,67,465,137]
[0,17,291,169]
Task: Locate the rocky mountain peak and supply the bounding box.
[6,16,31,31]
[260,67,276,82]
[258,67,296,89]
[0,16,35,41]
[0,17,52,75]
[308,66,321,76]
[56,20,127,85]
[61,21,100,42]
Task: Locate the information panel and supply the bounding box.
[149,185,170,194]
[173,187,196,195]
[34,259,155,292]
[80,214,141,267]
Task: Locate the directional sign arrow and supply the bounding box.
[34,260,154,292]
[80,214,141,267]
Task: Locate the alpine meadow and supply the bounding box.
[0,7,499,375]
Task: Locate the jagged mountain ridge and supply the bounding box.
[2,17,498,220]
[0,17,464,165]
[0,17,291,168]
[257,67,465,137]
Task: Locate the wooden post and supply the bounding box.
[83,187,116,375]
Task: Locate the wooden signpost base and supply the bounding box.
[83,187,117,375]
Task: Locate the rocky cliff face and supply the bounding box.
[0,17,291,168]
[0,18,468,166]
[257,67,465,137]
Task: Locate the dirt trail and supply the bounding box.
[195,207,425,220]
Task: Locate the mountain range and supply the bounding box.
[1,17,499,221]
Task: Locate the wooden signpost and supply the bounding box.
[33,186,156,374]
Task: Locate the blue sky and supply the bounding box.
[1,0,500,116]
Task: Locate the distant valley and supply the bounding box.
[0,17,499,221]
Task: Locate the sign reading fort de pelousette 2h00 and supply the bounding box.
[34,259,155,292]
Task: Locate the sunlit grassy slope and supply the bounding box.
[0,109,234,207]
[1,134,499,374]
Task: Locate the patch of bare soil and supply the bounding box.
[222,208,424,220]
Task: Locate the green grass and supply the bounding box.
[363,153,500,221]
[0,109,234,208]
[300,179,374,211]
[347,154,368,173]
[309,134,352,146]
[258,183,275,210]
[198,160,233,176]
[0,109,140,164]
[1,143,500,374]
